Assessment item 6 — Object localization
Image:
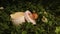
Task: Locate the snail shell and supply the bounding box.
[24,10,36,25]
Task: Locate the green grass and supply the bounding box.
[0,0,60,34]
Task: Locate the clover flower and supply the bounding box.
[42,16,48,23]
[0,7,4,9]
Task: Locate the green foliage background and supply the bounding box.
[0,0,60,34]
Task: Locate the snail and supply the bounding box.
[10,10,38,26]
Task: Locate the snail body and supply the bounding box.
[10,12,25,25]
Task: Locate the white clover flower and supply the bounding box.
[0,7,4,9]
[41,16,48,23]
[44,11,47,15]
